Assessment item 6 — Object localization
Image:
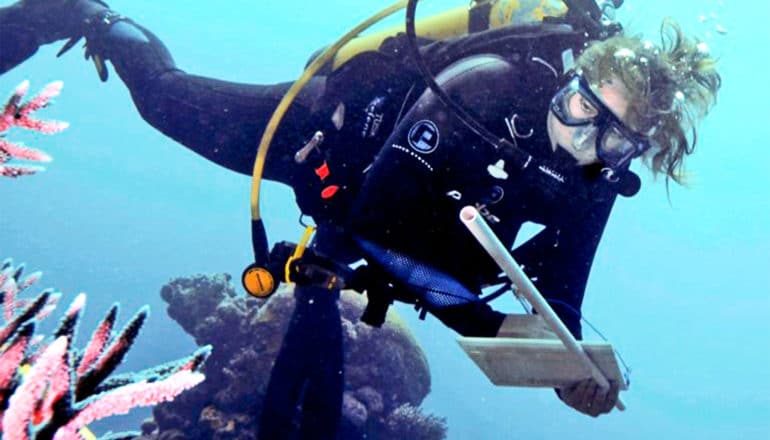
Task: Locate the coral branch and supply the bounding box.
[0,80,29,133]
[36,290,61,321]
[0,80,68,178]
[2,336,69,440]
[55,370,205,439]
[93,346,212,395]
[0,139,52,162]
[0,164,44,178]
[2,275,19,321]
[77,305,117,377]
[37,340,73,429]
[54,293,86,341]
[1,81,68,134]
[18,271,43,293]
[19,81,63,117]
[75,307,148,401]
[0,291,51,347]
[0,323,33,392]
[1,257,210,439]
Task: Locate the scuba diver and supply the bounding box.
[1,0,721,436]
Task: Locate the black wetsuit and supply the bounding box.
[1,7,618,438]
[350,52,618,338]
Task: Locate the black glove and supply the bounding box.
[8,0,110,46]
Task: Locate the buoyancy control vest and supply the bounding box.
[292,23,593,223]
[242,0,631,299]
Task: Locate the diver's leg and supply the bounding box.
[0,4,41,74]
[293,227,354,439]
[258,286,315,439]
[297,294,344,440]
[0,0,109,74]
[260,227,351,439]
[259,284,343,439]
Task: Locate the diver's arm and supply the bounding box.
[511,196,616,339]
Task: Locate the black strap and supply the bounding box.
[468,1,493,33]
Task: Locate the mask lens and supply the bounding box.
[598,125,637,167]
[572,125,598,151]
[566,90,599,122]
[551,77,599,126]
[603,126,629,152]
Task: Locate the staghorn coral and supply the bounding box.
[0,257,211,439]
[0,81,68,178]
[137,273,447,440]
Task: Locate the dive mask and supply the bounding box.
[550,73,652,171]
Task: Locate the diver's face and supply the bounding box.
[546,76,631,165]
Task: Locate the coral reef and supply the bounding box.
[1,81,68,177]
[137,273,447,440]
[0,257,210,439]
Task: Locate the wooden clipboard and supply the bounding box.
[458,337,628,389]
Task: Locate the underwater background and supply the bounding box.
[1,0,768,438]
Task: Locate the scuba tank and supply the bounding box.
[329,0,569,71]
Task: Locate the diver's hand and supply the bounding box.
[557,378,619,417]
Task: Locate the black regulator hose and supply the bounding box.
[404,0,510,153]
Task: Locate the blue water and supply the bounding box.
[1,0,768,438]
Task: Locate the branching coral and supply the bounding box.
[0,81,68,177]
[0,257,210,439]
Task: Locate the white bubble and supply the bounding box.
[715,24,728,35]
[697,42,710,53]
[614,48,636,59]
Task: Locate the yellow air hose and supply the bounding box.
[243,0,412,297]
[249,0,411,223]
[285,225,316,283]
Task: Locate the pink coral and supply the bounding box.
[76,306,115,377]
[0,325,31,391]
[0,257,211,439]
[2,337,69,440]
[54,370,205,440]
[0,80,68,178]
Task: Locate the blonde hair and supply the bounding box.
[575,19,721,186]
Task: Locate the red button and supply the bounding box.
[315,161,330,180]
[321,185,340,199]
